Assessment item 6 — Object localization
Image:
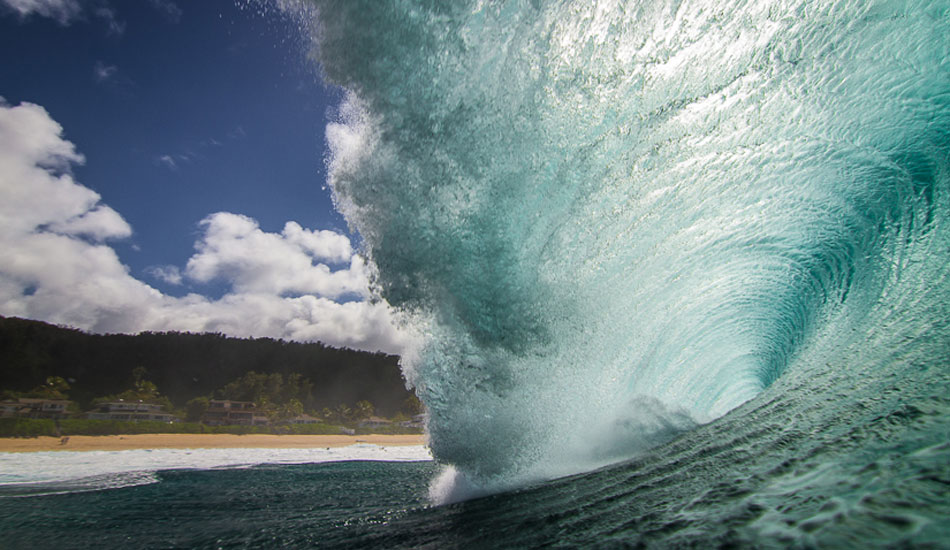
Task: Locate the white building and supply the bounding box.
[0,398,71,419]
[86,401,178,422]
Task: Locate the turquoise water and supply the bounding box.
[5,0,949,547]
[308,0,949,544]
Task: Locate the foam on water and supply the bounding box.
[0,445,432,495]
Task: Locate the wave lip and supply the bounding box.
[307,0,950,497]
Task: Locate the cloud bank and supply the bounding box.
[0,98,408,354]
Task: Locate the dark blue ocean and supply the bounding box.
[0,461,435,549]
[4,0,950,546]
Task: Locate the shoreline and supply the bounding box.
[0,433,427,453]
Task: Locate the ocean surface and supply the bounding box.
[4,0,949,547]
[0,448,437,549]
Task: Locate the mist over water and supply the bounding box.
[299,0,950,503]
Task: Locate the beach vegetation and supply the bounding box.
[218,371,315,415]
[184,396,210,422]
[404,394,424,415]
[0,315,413,416]
[353,400,374,421]
[0,316,426,435]
[0,417,351,438]
[36,376,71,400]
[2,376,72,401]
[91,367,177,417]
[271,398,304,421]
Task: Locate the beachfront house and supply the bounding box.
[201,400,270,426]
[0,398,72,419]
[0,401,17,417]
[399,413,426,429]
[359,416,393,429]
[288,414,322,425]
[86,401,179,423]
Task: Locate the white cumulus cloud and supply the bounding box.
[145,265,183,285]
[185,213,364,299]
[0,99,131,240]
[0,98,408,354]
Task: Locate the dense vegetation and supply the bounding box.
[0,418,419,438]
[0,316,415,416]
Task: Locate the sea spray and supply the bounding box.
[303,0,950,499]
[2,0,947,545]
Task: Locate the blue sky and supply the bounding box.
[0,0,406,353]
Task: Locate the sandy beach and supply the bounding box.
[0,433,426,453]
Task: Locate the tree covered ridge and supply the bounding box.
[0,316,414,416]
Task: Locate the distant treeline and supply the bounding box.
[0,418,419,438]
[0,316,413,416]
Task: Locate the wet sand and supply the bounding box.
[0,433,426,453]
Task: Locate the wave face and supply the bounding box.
[308,0,950,498]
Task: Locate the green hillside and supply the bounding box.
[0,316,414,416]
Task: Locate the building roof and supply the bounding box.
[13,398,71,405]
